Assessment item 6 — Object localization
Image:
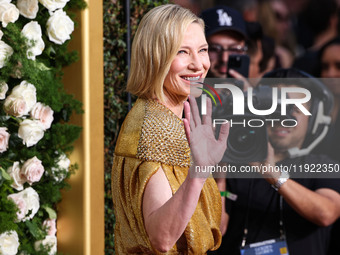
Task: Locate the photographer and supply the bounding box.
[200,6,249,80]
[212,68,340,255]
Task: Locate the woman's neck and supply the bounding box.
[166,102,185,118]
[159,91,187,118]
[162,96,185,118]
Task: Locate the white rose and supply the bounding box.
[30,102,54,129]
[46,9,74,45]
[43,218,57,236]
[0,3,19,27]
[21,156,44,185]
[34,235,57,255]
[0,127,9,153]
[0,231,19,255]
[7,161,26,191]
[51,153,70,182]
[10,80,37,112]
[18,119,45,147]
[0,81,8,99]
[0,29,3,39]
[39,0,69,12]
[22,21,45,60]
[8,187,40,222]
[9,193,27,220]
[3,95,28,117]
[0,40,13,68]
[4,80,37,117]
[17,0,38,19]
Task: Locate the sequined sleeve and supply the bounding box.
[111,99,222,254]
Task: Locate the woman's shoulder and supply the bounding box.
[115,98,191,167]
[136,99,191,167]
[114,98,146,158]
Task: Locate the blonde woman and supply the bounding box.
[111,4,229,254]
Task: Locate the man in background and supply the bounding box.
[211,68,340,255]
[201,6,248,79]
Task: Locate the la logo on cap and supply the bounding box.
[216,9,232,26]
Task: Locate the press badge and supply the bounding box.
[240,238,289,255]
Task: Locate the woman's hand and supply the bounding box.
[183,96,229,171]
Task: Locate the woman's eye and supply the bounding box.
[178,50,187,54]
[199,48,208,53]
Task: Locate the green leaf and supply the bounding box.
[43,206,57,219]
[0,115,10,122]
[25,220,45,240]
[34,61,51,71]
[0,167,11,181]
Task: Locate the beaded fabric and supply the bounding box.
[112,98,222,254]
[136,99,192,167]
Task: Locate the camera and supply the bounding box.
[224,114,268,163]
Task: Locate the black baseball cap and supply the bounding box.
[200,6,247,39]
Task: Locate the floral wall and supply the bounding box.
[0,0,86,254]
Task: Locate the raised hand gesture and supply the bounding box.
[183,96,229,177]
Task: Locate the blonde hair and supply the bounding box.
[126,4,204,102]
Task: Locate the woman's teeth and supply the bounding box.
[182,76,200,81]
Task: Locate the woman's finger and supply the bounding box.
[183,101,191,142]
[202,97,212,126]
[183,118,190,143]
[188,95,201,127]
[184,100,190,122]
[218,122,230,144]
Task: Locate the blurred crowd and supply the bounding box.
[173,0,340,79]
[170,0,340,254]
[111,2,340,254]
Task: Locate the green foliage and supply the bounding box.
[25,219,45,240]
[0,183,18,233]
[103,0,168,253]
[0,0,85,253]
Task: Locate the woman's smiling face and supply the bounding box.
[163,22,210,101]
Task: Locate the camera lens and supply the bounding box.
[229,127,256,152]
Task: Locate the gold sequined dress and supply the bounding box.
[111,98,222,254]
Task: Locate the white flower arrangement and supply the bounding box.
[51,153,70,182]
[0,39,13,68]
[21,21,45,60]
[0,81,8,99]
[39,0,70,12]
[0,2,19,27]
[46,9,74,45]
[0,230,20,255]
[0,126,10,152]
[7,187,40,222]
[17,0,39,19]
[0,0,85,254]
